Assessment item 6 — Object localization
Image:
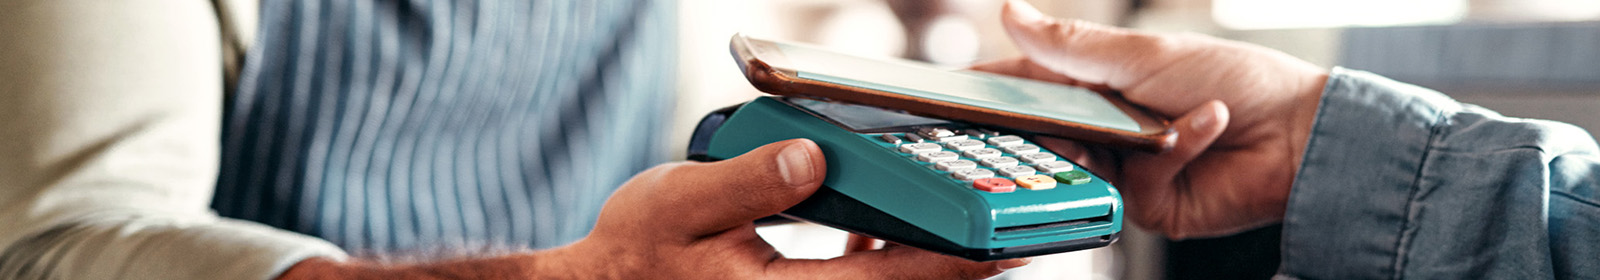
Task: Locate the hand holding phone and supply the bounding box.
[730,33,1176,152]
[982,0,1328,239]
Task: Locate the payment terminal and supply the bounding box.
[687,96,1123,261]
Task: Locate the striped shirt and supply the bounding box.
[213,0,676,254]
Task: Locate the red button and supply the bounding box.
[972,178,1016,193]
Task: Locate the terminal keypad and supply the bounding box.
[884,128,1094,194]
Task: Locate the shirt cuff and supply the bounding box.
[141,218,350,280]
[1278,67,1459,279]
[2,215,348,280]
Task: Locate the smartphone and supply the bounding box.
[730,33,1176,152]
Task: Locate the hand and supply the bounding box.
[974,0,1330,239]
[553,139,1027,279]
[279,139,1026,279]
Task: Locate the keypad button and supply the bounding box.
[998,165,1037,178]
[1018,152,1057,164]
[1054,171,1092,185]
[944,139,986,151]
[953,169,996,180]
[972,178,1016,193]
[935,160,978,172]
[987,135,1024,147]
[979,157,1020,168]
[963,148,1002,159]
[916,151,960,163]
[1002,144,1040,154]
[962,129,987,139]
[1015,175,1057,190]
[934,135,970,142]
[878,134,903,145]
[899,143,941,154]
[917,127,960,142]
[905,134,926,143]
[1034,161,1075,174]
[918,127,955,137]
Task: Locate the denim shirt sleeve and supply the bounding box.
[1277,68,1600,279]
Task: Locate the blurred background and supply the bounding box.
[671,0,1600,279]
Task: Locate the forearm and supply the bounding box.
[280,256,544,279]
[277,239,639,280]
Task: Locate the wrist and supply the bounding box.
[1288,71,1330,178]
[536,237,652,279]
[1292,71,1331,168]
[277,257,385,279]
[279,252,554,279]
[1276,69,1331,219]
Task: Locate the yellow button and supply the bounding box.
[1015,174,1056,190]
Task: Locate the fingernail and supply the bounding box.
[1006,0,1046,23]
[776,141,817,186]
[1190,105,1216,131]
[997,257,1032,270]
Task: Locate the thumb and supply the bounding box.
[1000,0,1162,89]
[1132,100,1228,174]
[607,139,826,239]
[1118,101,1227,233]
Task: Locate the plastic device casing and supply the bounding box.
[689,97,1123,260]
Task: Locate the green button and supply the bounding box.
[1054,171,1091,185]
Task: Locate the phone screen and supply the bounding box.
[773,42,1142,132]
[786,98,952,132]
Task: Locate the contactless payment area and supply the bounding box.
[773,41,1143,133]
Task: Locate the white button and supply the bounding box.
[998,165,1037,178]
[986,135,1024,147]
[961,129,987,139]
[905,134,926,143]
[935,160,978,172]
[934,134,970,142]
[919,128,972,142]
[952,169,996,180]
[963,148,1002,159]
[899,143,941,154]
[918,127,955,138]
[1002,144,1040,154]
[980,157,1019,168]
[878,134,903,145]
[917,151,960,163]
[1035,161,1075,174]
[944,139,986,151]
[1018,152,1057,164]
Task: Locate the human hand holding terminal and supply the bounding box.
[282,139,1024,279]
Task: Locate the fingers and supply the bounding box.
[604,139,826,240]
[1117,101,1228,235]
[769,246,1030,280]
[999,0,1169,89]
[843,234,882,253]
[1136,100,1229,175]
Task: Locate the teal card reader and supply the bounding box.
[687,96,1123,261]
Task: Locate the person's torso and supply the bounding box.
[213,0,676,253]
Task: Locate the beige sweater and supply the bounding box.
[0,1,346,279]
